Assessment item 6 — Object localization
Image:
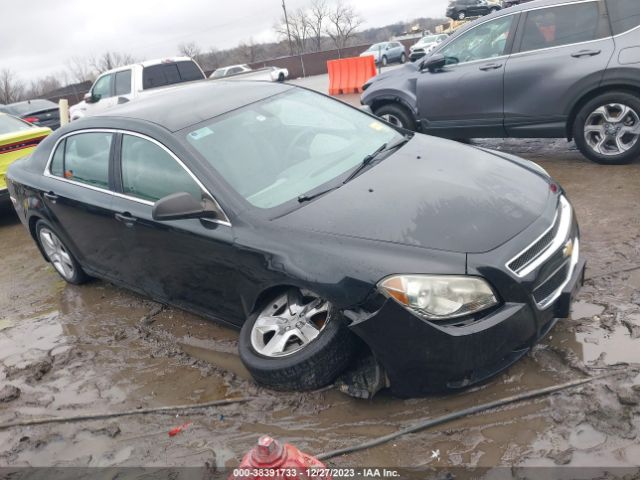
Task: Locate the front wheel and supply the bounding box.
[457,11,466,20]
[381,56,388,67]
[36,220,90,285]
[490,7,499,13]
[374,103,417,131]
[400,53,406,64]
[239,289,358,391]
[277,73,285,82]
[573,92,640,165]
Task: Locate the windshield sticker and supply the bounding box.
[188,127,214,140]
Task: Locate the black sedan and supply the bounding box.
[6,81,585,397]
[0,99,61,130]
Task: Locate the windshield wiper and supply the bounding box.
[298,186,340,203]
[298,135,411,204]
[342,136,411,185]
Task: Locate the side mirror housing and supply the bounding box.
[152,192,218,222]
[422,54,446,72]
[84,92,100,104]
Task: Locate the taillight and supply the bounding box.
[23,116,39,124]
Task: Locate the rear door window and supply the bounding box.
[519,2,604,53]
[114,70,132,96]
[606,0,640,35]
[120,134,202,202]
[142,61,203,90]
[52,132,113,189]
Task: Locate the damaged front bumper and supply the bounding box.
[345,256,585,397]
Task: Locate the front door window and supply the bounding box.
[439,15,514,65]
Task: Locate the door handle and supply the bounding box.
[479,63,503,71]
[115,212,137,227]
[44,192,59,203]
[571,49,601,58]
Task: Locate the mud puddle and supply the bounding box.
[2,148,640,470]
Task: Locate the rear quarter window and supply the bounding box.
[606,0,640,35]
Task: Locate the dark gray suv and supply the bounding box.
[362,0,640,165]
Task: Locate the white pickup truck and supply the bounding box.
[210,64,289,82]
[70,57,206,121]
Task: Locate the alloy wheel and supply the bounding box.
[584,103,640,156]
[39,227,76,281]
[250,290,330,358]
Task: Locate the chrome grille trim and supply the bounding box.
[507,196,572,278]
[535,238,580,310]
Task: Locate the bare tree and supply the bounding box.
[326,2,362,54]
[308,0,329,52]
[26,75,63,98]
[0,69,25,104]
[66,56,96,83]
[178,41,204,64]
[275,8,310,55]
[91,52,137,74]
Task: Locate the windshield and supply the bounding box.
[420,35,440,43]
[366,43,386,51]
[184,89,402,209]
[6,100,56,115]
[0,114,33,135]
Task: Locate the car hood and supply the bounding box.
[278,135,552,254]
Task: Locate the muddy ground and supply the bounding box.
[1,130,640,475]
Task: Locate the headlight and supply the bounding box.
[378,275,499,320]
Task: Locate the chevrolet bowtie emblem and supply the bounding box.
[563,239,574,258]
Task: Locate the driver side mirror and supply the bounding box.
[422,54,446,72]
[84,92,99,104]
[152,192,219,222]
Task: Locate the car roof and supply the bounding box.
[95,79,293,132]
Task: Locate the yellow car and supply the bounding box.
[0,113,52,207]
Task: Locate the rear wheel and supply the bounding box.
[573,92,640,165]
[374,103,417,131]
[490,7,499,13]
[381,56,388,67]
[278,72,285,82]
[400,53,407,64]
[238,288,358,391]
[36,220,90,285]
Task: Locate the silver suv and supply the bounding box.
[362,0,640,165]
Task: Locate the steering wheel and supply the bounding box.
[284,128,317,163]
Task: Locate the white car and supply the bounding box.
[210,65,289,82]
[409,34,449,61]
[70,57,205,121]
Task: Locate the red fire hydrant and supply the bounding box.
[230,435,331,480]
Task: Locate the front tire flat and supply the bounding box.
[238,289,358,391]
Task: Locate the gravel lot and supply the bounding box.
[1,73,640,474]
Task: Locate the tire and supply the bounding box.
[374,103,417,131]
[35,220,90,285]
[381,56,388,67]
[457,11,466,20]
[278,73,285,82]
[490,7,499,13]
[238,289,359,391]
[573,91,640,165]
[400,53,407,64]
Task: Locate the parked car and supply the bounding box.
[0,99,61,130]
[504,0,535,7]
[360,42,407,66]
[210,64,289,82]
[363,0,640,165]
[446,0,502,20]
[69,57,205,121]
[0,113,51,207]
[7,80,585,397]
[410,34,449,62]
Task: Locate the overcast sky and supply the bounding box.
[1,0,448,81]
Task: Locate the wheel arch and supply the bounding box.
[566,84,640,140]
[369,96,418,118]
